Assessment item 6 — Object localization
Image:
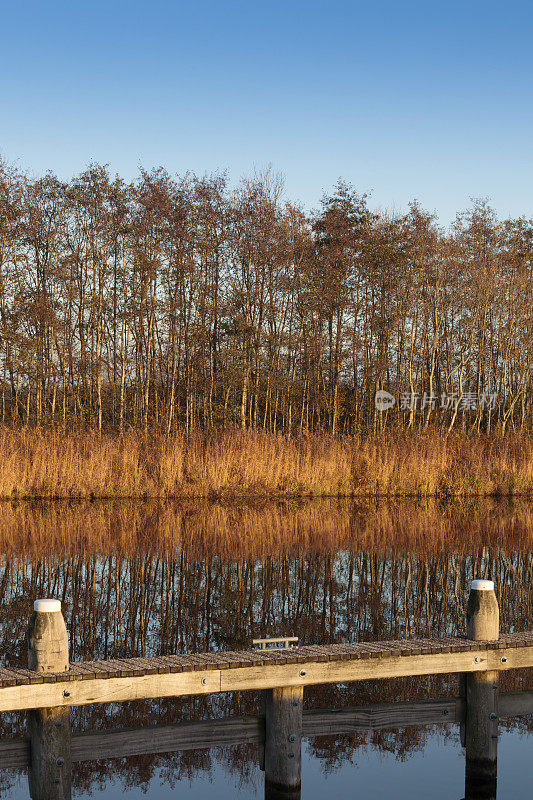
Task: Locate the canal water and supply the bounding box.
[0,498,532,798]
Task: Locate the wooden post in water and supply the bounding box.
[259,690,266,771]
[464,579,499,800]
[264,685,303,800]
[27,599,71,800]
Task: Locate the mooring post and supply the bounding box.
[464,579,499,800]
[264,685,303,800]
[27,599,71,800]
[259,689,266,771]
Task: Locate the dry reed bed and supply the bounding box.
[1,497,532,558]
[0,428,532,500]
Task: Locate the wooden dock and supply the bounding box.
[1,631,533,712]
[2,579,530,800]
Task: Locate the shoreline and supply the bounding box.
[2,489,533,500]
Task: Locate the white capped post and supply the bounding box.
[464,579,499,800]
[27,600,71,800]
[28,599,69,674]
[467,579,499,642]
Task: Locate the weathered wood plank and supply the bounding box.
[0,737,29,768]
[0,670,222,713]
[219,645,533,694]
[71,715,264,761]
[499,690,533,717]
[302,698,464,734]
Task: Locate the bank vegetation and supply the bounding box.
[0,428,531,499]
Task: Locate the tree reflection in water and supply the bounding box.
[0,498,532,795]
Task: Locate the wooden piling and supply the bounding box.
[464,579,499,800]
[27,599,71,800]
[259,690,266,771]
[264,685,303,800]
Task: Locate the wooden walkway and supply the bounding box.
[1,632,533,712]
[3,585,528,798]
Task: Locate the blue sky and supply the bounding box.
[1,0,532,223]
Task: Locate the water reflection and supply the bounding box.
[10,712,533,800]
[0,497,532,798]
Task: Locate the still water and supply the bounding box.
[2,729,532,799]
[0,498,532,798]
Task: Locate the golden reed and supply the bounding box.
[0,427,532,500]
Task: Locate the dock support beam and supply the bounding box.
[264,685,303,800]
[464,579,499,800]
[27,599,71,800]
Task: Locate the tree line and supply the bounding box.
[0,157,532,434]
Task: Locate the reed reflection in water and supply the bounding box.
[0,497,532,798]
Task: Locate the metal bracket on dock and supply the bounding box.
[252,636,299,650]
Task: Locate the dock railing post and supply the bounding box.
[264,685,303,800]
[27,599,71,800]
[464,579,499,800]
